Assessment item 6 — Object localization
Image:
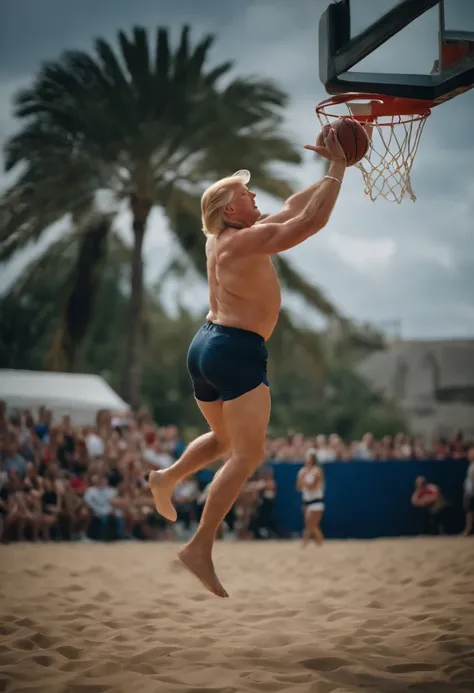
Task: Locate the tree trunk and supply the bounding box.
[45,217,110,373]
[123,195,150,408]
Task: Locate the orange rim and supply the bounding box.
[316,92,432,124]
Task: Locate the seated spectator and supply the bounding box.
[249,466,282,539]
[273,433,297,461]
[85,426,105,459]
[84,474,124,540]
[73,436,91,470]
[411,437,428,460]
[353,432,374,460]
[142,432,173,470]
[115,479,154,539]
[433,437,451,460]
[462,446,474,536]
[0,466,42,542]
[0,400,7,436]
[411,476,447,535]
[18,427,37,463]
[0,466,11,541]
[55,425,76,471]
[96,409,112,441]
[136,407,153,434]
[315,434,337,464]
[450,429,465,459]
[107,461,124,489]
[41,477,62,540]
[61,480,90,541]
[34,406,52,443]
[173,476,199,536]
[23,461,43,496]
[235,472,263,538]
[196,477,236,540]
[8,487,42,542]
[23,482,43,541]
[2,432,28,478]
[6,467,23,494]
[396,433,413,459]
[162,425,186,461]
[70,465,89,494]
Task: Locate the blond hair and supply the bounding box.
[201,172,249,236]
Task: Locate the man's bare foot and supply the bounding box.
[178,543,229,598]
[148,470,177,522]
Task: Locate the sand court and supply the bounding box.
[1,538,473,693]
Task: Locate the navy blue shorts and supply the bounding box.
[187,322,269,402]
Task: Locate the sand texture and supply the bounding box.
[1,538,473,693]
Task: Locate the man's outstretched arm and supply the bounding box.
[258,178,332,224]
[226,130,347,256]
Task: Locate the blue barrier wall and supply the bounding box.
[197,459,468,539]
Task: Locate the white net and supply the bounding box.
[316,96,430,203]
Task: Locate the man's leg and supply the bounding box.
[149,400,231,521]
[178,383,271,598]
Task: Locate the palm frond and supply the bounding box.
[117,27,154,113]
[3,234,79,298]
[45,212,112,371]
[190,35,215,79]
[174,25,191,80]
[163,186,206,275]
[203,61,233,87]
[0,156,100,262]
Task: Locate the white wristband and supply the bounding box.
[324,175,342,185]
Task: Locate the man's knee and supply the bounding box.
[234,445,266,474]
[210,430,231,457]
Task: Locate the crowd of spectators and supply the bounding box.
[266,430,470,462]
[0,399,471,543]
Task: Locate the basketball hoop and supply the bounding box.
[316,93,431,203]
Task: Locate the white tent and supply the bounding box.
[0,369,130,425]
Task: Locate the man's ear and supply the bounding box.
[224,203,234,216]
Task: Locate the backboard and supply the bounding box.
[319,0,474,105]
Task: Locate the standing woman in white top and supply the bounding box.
[296,448,325,546]
[462,446,474,536]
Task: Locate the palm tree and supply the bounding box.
[1,25,343,406]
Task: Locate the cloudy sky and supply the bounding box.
[1,0,473,338]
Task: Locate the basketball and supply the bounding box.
[316,118,369,166]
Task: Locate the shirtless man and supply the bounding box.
[149,128,346,597]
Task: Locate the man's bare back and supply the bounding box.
[205,233,281,342]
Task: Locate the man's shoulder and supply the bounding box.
[214,228,243,256]
[217,223,274,259]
